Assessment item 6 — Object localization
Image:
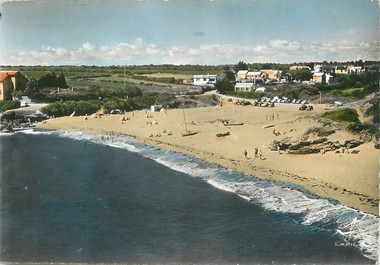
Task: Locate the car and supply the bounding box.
[299,104,314,111]
[324,104,336,110]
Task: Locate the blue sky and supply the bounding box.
[0,0,378,65]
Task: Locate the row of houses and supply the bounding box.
[290,64,364,75]
[236,69,282,82]
[234,69,282,92]
[0,71,29,101]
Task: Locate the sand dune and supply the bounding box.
[38,101,379,215]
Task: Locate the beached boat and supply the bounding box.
[181,109,198,137]
[216,131,230,137]
[223,122,244,126]
[262,124,275,129]
[182,131,199,137]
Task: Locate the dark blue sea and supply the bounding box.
[0,131,377,264]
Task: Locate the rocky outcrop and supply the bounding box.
[270,137,364,155]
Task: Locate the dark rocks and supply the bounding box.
[305,126,335,137]
[344,139,364,149]
[270,137,364,154]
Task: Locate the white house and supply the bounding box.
[234,82,255,92]
[313,64,323,73]
[193,74,217,86]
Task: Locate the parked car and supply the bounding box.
[299,104,314,111]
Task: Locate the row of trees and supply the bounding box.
[27,72,68,92]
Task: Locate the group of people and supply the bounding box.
[265,113,280,121]
[244,147,264,160]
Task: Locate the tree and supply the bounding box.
[224,69,236,82]
[234,61,248,72]
[25,77,39,93]
[215,79,234,93]
[57,73,68,88]
[289,70,312,81]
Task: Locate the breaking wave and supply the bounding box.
[18,129,380,261]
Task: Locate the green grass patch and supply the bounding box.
[322,108,372,132]
[347,122,371,132]
[322,108,360,123]
[326,88,363,98]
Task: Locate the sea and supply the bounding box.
[0,130,378,264]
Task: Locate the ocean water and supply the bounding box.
[0,131,377,264]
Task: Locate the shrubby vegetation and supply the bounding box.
[42,100,100,117]
[41,92,156,117]
[322,108,360,123]
[318,71,379,99]
[215,79,235,93]
[129,75,184,85]
[288,70,312,81]
[223,91,264,100]
[366,98,379,124]
[101,93,156,113]
[0,100,20,113]
[322,108,371,132]
[27,72,68,91]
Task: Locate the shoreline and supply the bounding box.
[37,102,379,216]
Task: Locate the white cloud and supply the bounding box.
[1,39,378,66]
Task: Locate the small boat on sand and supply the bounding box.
[223,121,244,126]
[216,131,230,137]
[181,109,198,137]
[182,131,199,137]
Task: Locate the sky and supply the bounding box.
[0,0,378,66]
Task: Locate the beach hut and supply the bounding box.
[151,104,163,112]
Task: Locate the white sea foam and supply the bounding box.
[18,129,379,261]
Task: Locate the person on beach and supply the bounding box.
[244,150,248,159]
[254,147,258,158]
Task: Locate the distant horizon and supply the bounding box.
[0,59,379,68]
[0,0,378,66]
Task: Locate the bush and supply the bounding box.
[347,122,371,132]
[0,100,20,112]
[322,108,373,132]
[224,91,264,99]
[215,79,234,93]
[41,100,100,117]
[322,108,360,123]
[366,98,379,123]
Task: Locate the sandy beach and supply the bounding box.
[38,101,379,215]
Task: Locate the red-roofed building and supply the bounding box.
[0,71,29,101]
[0,74,13,101]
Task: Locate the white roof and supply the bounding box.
[237,70,249,75]
[193,74,217,78]
[256,87,266,92]
[235,83,254,87]
[247,71,261,76]
[313,73,325,77]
